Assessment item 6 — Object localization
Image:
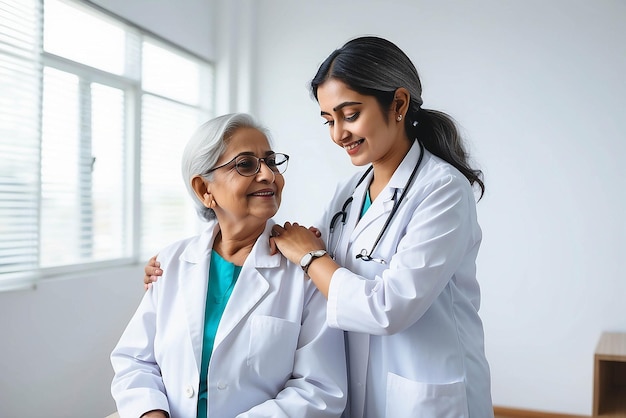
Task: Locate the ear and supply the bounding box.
[392,87,411,119]
[191,176,213,208]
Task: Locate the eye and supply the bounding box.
[323,119,335,127]
[235,156,255,169]
[266,156,277,167]
[345,112,360,122]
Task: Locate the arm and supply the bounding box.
[271,173,365,297]
[111,283,171,417]
[237,283,347,417]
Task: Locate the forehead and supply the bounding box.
[317,78,374,110]
[224,127,270,153]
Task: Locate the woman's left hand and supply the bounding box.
[270,222,325,265]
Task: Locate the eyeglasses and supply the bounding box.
[204,152,290,177]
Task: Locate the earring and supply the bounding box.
[397,114,403,122]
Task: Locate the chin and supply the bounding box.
[261,206,279,219]
[349,155,371,167]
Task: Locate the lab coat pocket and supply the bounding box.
[385,372,469,418]
[247,315,300,382]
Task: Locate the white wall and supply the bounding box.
[1,1,624,417]
[0,266,144,417]
[245,0,626,416]
[88,0,214,61]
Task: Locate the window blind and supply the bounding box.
[140,94,207,259]
[0,0,213,291]
[0,0,43,290]
[139,38,213,259]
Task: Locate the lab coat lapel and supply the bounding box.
[348,141,423,256]
[179,224,220,370]
[349,182,395,241]
[213,223,276,349]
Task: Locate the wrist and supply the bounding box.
[299,249,327,274]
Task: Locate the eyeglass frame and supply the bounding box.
[202,152,290,177]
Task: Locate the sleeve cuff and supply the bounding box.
[326,267,348,328]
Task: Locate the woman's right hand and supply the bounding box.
[144,255,162,290]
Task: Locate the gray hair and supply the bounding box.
[181,113,271,221]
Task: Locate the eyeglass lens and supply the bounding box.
[235,153,289,176]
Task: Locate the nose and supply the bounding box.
[332,121,349,144]
[255,159,276,183]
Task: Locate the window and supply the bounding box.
[0,0,213,291]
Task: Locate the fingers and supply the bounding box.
[268,236,279,255]
[144,254,162,291]
[150,255,160,271]
[144,256,162,278]
[308,226,322,237]
[145,256,159,275]
[272,222,315,237]
[271,224,285,237]
[144,274,156,285]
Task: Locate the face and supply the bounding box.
[317,78,410,168]
[200,127,284,226]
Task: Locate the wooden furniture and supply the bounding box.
[593,332,626,417]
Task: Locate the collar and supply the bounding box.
[387,140,425,191]
[179,220,282,269]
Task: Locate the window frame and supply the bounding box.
[0,0,214,291]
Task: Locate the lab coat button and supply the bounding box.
[217,381,228,390]
[184,385,194,398]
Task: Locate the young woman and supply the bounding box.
[114,113,347,418]
[269,36,493,418]
[145,37,493,418]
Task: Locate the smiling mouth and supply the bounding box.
[344,139,364,150]
[250,190,274,197]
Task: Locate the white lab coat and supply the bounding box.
[319,141,493,418]
[111,221,347,418]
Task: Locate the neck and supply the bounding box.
[213,221,266,266]
[369,138,412,200]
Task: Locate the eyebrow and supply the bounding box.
[320,101,363,116]
[231,150,275,157]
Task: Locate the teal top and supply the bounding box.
[361,189,372,218]
[197,250,242,418]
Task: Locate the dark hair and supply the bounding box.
[311,36,485,198]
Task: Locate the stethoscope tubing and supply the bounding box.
[329,140,425,264]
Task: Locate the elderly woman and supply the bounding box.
[111,113,347,418]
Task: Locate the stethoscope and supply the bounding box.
[328,140,425,264]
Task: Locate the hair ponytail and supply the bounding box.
[408,107,485,199]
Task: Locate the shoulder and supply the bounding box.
[417,151,474,198]
[156,235,195,260]
[156,224,215,264]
